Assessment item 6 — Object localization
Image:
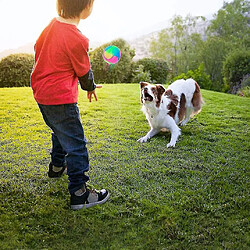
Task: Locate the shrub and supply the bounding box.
[236,74,250,97]
[89,39,135,83]
[239,86,250,97]
[171,64,212,90]
[0,53,34,87]
[241,74,250,88]
[135,58,168,84]
[132,65,151,83]
[223,49,250,93]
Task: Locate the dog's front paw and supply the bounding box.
[179,119,188,127]
[137,136,149,143]
[167,142,176,148]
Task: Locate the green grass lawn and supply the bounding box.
[0,84,249,249]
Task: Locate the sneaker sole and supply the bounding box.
[71,192,110,210]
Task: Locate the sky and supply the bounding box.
[0,0,232,53]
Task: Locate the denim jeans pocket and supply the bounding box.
[39,103,78,125]
[48,105,66,124]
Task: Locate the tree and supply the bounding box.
[177,33,204,74]
[150,15,206,78]
[150,29,173,63]
[208,0,250,47]
[135,58,169,84]
[149,0,249,93]
[200,37,229,91]
[132,65,151,83]
[203,0,250,91]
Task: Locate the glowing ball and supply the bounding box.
[102,45,121,64]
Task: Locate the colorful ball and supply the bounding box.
[102,45,121,64]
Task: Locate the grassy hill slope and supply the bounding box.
[0,84,249,249]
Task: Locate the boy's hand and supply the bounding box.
[87,85,102,102]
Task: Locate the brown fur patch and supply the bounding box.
[151,87,159,107]
[165,89,178,105]
[140,82,149,89]
[155,85,165,108]
[167,101,177,119]
[166,89,179,119]
[178,93,186,122]
[151,85,165,108]
[192,82,203,113]
[151,86,156,95]
[165,89,173,97]
[170,94,178,106]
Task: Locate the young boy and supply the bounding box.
[31,0,110,210]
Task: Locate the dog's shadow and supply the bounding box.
[150,126,194,144]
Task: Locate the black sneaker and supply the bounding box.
[71,185,110,210]
[48,162,67,178]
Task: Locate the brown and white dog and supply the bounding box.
[138,79,203,147]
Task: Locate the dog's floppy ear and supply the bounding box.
[155,84,166,108]
[156,84,166,97]
[140,82,149,89]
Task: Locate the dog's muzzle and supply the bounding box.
[143,88,153,102]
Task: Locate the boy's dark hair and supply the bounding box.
[57,0,93,18]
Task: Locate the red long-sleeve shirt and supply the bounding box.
[31,18,91,105]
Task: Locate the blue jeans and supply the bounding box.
[38,103,89,194]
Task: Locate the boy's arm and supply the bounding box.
[78,68,96,91]
[78,69,102,102]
